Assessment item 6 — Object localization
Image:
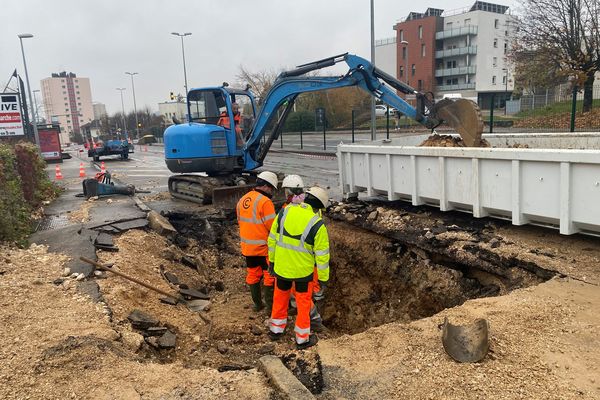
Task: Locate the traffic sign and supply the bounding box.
[0,93,25,137]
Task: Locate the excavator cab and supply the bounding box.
[165,87,256,174]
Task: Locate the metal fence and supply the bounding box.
[506,85,600,115]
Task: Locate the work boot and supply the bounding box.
[263,285,274,314]
[249,283,264,311]
[268,330,284,341]
[296,334,319,350]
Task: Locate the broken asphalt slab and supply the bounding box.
[30,225,97,277]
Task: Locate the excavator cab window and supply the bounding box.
[188,89,226,125]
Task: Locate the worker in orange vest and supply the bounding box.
[218,102,244,146]
[236,171,279,312]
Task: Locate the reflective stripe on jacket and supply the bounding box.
[268,203,330,282]
[236,190,276,256]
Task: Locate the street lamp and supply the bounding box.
[125,72,139,138]
[116,87,127,136]
[171,32,192,97]
[401,40,409,86]
[369,0,376,140]
[502,68,509,115]
[32,89,41,124]
[17,33,40,148]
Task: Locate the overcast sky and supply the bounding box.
[2,0,516,116]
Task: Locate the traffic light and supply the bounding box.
[170,92,175,100]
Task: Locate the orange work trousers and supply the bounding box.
[270,279,311,344]
[245,256,274,286]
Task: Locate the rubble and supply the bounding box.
[127,309,159,330]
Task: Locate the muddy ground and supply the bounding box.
[1,197,599,399]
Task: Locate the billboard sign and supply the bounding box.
[0,94,25,137]
[39,127,62,161]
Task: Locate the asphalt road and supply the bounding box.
[74,145,341,202]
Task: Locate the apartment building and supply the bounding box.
[41,72,94,144]
[393,1,516,107]
[158,101,187,126]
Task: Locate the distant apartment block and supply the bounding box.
[374,37,397,77]
[41,72,94,144]
[158,101,187,126]
[392,1,516,107]
[93,102,107,120]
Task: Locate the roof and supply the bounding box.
[469,1,509,14]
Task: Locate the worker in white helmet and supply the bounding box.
[281,174,305,208]
[236,171,279,313]
[268,186,330,349]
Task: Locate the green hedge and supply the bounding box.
[0,142,59,244]
[284,111,315,132]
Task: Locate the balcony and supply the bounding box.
[437,83,476,91]
[435,46,478,58]
[435,25,478,40]
[435,66,477,77]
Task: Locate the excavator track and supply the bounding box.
[168,175,253,208]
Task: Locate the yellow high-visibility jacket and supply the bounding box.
[268,203,330,282]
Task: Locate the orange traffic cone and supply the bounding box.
[100,161,106,173]
[79,162,86,178]
[55,164,63,180]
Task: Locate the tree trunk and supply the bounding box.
[582,71,596,113]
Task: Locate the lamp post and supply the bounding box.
[369,0,376,140]
[125,72,139,138]
[171,32,192,97]
[17,33,40,147]
[116,87,127,136]
[502,68,509,115]
[32,89,41,124]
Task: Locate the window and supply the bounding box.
[78,103,81,106]
[77,97,80,100]
[446,60,456,69]
[493,39,498,48]
[418,25,423,39]
[62,85,65,88]
[494,19,499,28]
[399,30,404,41]
[418,80,423,90]
[505,30,508,36]
[446,22,453,29]
[399,66,404,77]
[464,18,471,25]
[446,79,451,85]
[502,75,506,84]
[493,57,497,67]
[64,103,68,106]
[65,108,69,112]
[402,47,407,60]
[492,76,497,84]
[421,44,426,57]
[411,64,416,76]
[504,42,508,54]
[64,97,67,100]
[61,79,65,82]
[77,91,80,94]
[63,91,66,94]
[76,85,79,88]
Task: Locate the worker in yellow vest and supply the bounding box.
[267,186,330,349]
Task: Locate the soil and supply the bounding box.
[420,134,491,147]
[67,197,96,223]
[2,197,600,399]
[0,243,271,399]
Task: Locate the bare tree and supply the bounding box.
[235,66,280,105]
[514,0,600,111]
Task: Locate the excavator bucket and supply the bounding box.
[212,185,254,209]
[441,317,489,363]
[433,98,484,147]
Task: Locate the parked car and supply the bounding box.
[137,135,157,145]
[375,105,398,117]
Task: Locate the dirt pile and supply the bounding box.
[0,243,271,399]
[420,134,490,147]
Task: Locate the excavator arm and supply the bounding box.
[243,53,483,171]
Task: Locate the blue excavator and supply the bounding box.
[163,53,483,205]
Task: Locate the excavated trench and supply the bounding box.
[166,209,553,338]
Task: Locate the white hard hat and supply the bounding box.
[306,186,329,209]
[282,174,304,189]
[256,171,278,189]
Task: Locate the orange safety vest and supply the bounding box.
[218,112,242,133]
[236,190,276,256]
